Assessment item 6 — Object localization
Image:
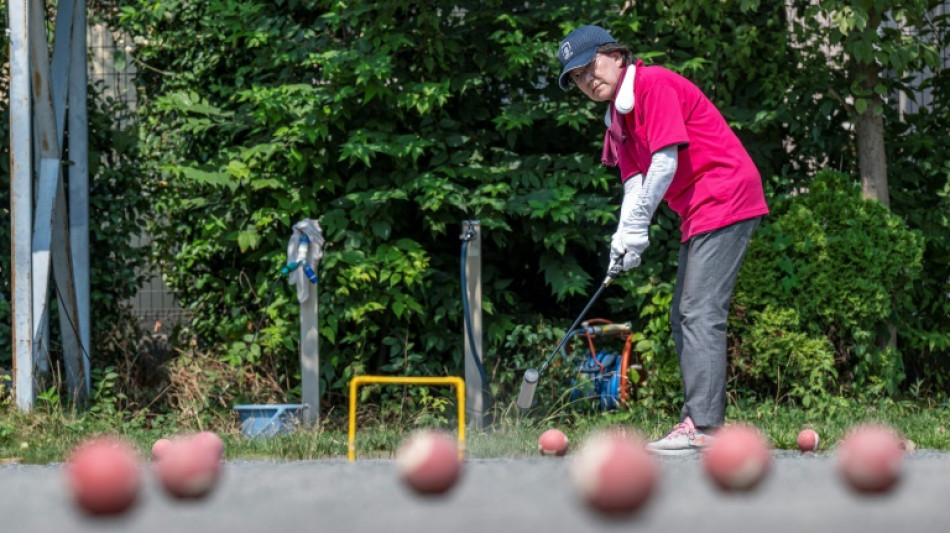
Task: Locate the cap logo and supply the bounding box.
[560,42,574,62]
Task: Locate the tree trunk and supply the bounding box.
[850,31,895,351]
[855,106,890,208]
[851,10,890,209]
[855,106,896,350]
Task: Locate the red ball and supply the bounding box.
[703,424,772,492]
[155,435,223,500]
[797,429,820,452]
[66,437,142,516]
[570,430,658,515]
[192,431,225,459]
[151,438,172,461]
[395,430,462,495]
[538,429,569,456]
[836,424,904,493]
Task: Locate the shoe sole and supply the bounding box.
[645,446,705,456]
[646,446,706,455]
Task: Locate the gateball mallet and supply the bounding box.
[516,266,620,410]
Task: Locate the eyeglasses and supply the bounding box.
[570,54,602,85]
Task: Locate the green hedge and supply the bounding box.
[732,170,925,404]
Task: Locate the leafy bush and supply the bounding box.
[733,169,925,400]
[887,72,950,389]
[110,0,799,417]
[730,306,837,408]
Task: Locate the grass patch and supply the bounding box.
[1,399,948,464]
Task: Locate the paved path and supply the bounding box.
[2,451,949,532]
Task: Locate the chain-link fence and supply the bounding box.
[89,22,185,335]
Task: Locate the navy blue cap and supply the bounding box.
[558,25,616,90]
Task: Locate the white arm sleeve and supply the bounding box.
[635,145,678,221]
[615,145,679,259]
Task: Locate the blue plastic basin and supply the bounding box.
[233,404,305,439]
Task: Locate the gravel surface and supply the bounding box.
[2,450,949,532]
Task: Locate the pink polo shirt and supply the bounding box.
[605,61,769,241]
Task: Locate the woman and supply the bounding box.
[558,25,769,455]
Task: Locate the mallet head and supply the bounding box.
[516,368,540,410]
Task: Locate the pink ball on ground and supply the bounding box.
[538,429,570,456]
[155,435,223,500]
[836,424,904,494]
[570,430,658,515]
[151,438,172,461]
[703,424,772,492]
[192,431,225,459]
[797,429,820,452]
[66,436,142,516]
[395,430,462,495]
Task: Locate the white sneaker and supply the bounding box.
[645,417,714,456]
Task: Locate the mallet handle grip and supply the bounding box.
[538,281,609,375]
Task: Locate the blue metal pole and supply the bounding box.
[68,0,92,398]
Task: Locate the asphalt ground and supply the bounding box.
[2,450,949,533]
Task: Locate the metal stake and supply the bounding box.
[462,220,486,430]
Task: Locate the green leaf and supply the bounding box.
[237,228,260,252]
[854,97,869,114]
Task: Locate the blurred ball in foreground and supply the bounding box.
[703,424,772,492]
[837,424,904,494]
[67,436,142,516]
[570,429,658,515]
[155,434,223,500]
[396,430,462,495]
[151,438,172,461]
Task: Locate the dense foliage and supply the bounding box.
[786,0,945,205]
[110,0,803,411]
[2,1,947,420]
[124,0,949,414]
[887,73,950,388]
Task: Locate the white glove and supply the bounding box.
[606,146,679,276]
[609,231,643,273]
[608,174,647,274]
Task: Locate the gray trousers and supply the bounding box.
[671,217,760,428]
